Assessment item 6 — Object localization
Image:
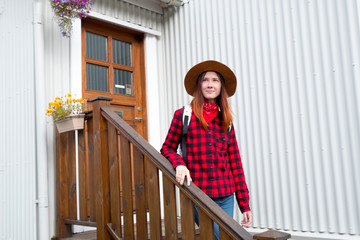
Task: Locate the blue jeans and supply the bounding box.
[194,194,234,240]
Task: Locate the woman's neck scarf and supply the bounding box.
[203,100,219,123]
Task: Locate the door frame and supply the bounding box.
[69,14,162,140]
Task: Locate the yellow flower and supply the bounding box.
[54,101,61,108]
[77,98,82,103]
[69,99,73,104]
[49,102,54,107]
[55,96,60,101]
[67,93,72,98]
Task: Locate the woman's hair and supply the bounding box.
[190,71,233,131]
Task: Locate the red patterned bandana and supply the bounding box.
[203,100,219,123]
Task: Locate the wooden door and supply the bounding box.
[82,19,147,139]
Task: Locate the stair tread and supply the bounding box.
[61,218,200,239]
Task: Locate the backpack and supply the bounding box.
[180,105,232,165]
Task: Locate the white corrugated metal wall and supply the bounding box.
[91,0,163,31]
[0,1,37,240]
[161,0,360,238]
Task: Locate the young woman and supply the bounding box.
[161,60,252,239]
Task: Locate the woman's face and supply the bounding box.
[201,71,222,103]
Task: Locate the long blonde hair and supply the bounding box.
[190,71,233,131]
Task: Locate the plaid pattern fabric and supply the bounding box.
[161,108,250,213]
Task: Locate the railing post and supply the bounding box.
[77,127,88,221]
[56,131,76,238]
[88,96,112,240]
[253,229,291,240]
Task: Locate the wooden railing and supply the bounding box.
[55,96,291,240]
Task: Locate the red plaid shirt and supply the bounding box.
[161,108,250,213]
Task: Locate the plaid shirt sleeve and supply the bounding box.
[228,124,251,213]
[160,109,186,169]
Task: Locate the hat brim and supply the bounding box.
[184,60,237,97]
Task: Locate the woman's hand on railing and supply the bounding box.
[241,210,253,227]
[175,165,192,186]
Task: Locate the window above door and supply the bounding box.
[83,28,135,98]
[82,19,145,104]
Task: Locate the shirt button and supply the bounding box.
[206,142,212,146]
[209,177,214,181]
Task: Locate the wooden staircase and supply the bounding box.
[54,96,291,240]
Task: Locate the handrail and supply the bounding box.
[101,105,253,240]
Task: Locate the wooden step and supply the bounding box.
[61,218,200,239]
[61,230,96,240]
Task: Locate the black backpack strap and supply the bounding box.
[181,106,191,165]
[227,124,232,145]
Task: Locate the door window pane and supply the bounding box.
[86,63,108,92]
[86,32,107,61]
[113,69,133,95]
[113,39,131,66]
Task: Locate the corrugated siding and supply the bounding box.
[42,8,72,237]
[91,0,163,32]
[0,0,36,240]
[161,0,360,237]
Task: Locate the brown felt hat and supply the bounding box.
[184,60,237,97]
